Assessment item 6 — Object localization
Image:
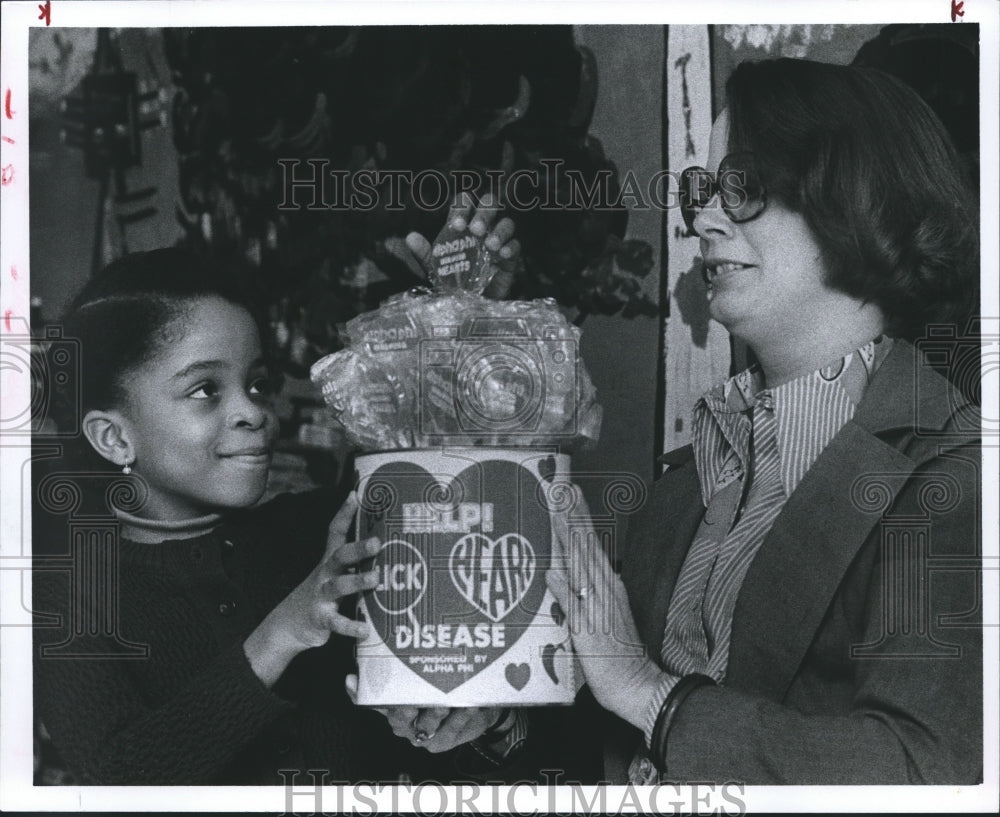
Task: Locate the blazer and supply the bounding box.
[607,340,982,784]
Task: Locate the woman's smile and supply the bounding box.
[702,259,758,285]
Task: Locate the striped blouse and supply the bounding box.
[629,336,894,783]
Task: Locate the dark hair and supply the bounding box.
[725,58,979,340]
[54,248,268,448]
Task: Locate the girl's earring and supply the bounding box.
[122,457,133,476]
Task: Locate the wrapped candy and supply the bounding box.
[309,349,413,451]
[426,218,498,293]
[311,222,601,451]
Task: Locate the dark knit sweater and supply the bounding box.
[32,485,416,785]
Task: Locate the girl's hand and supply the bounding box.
[545,496,664,731]
[384,191,521,299]
[345,675,503,753]
[244,493,378,687]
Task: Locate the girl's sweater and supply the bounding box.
[33,485,412,784]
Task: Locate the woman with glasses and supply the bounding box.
[547,57,982,784]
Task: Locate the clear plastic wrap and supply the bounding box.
[311,223,601,451]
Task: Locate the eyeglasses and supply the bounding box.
[679,152,768,236]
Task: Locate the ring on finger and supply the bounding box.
[411,716,434,744]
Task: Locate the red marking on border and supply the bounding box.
[11,266,18,281]
[951,0,965,21]
[38,1,51,26]
[1,164,13,186]
[2,136,14,145]
[4,310,12,332]
[4,90,14,119]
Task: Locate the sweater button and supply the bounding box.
[221,539,236,551]
[218,600,236,616]
[189,544,203,562]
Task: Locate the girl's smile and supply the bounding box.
[113,296,278,520]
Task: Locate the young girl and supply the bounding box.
[32,247,399,785]
[34,200,526,785]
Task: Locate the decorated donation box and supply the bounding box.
[310,220,601,706]
[353,448,573,706]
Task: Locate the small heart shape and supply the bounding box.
[542,643,566,684]
[505,662,531,691]
[550,601,565,626]
[537,455,557,484]
[450,533,535,622]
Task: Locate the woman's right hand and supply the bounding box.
[244,492,379,687]
[384,191,520,299]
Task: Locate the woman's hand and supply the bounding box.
[244,493,379,687]
[345,675,503,753]
[384,191,521,299]
[545,495,665,731]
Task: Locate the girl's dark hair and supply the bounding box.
[54,248,268,456]
[725,58,979,340]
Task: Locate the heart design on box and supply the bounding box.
[449,533,535,622]
[537,455,557,484]
[542,643,566,684]
[371,538,427,615]
[505,662,531,691]
[358,459,552,693]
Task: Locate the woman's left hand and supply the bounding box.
[546,503,665,731]
[345,675,502,753]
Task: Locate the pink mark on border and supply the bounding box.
[4,310,13,332]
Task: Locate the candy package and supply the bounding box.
[310,221,597,707]
[310,222,601,450]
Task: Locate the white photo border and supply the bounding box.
[1,0,997,813]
